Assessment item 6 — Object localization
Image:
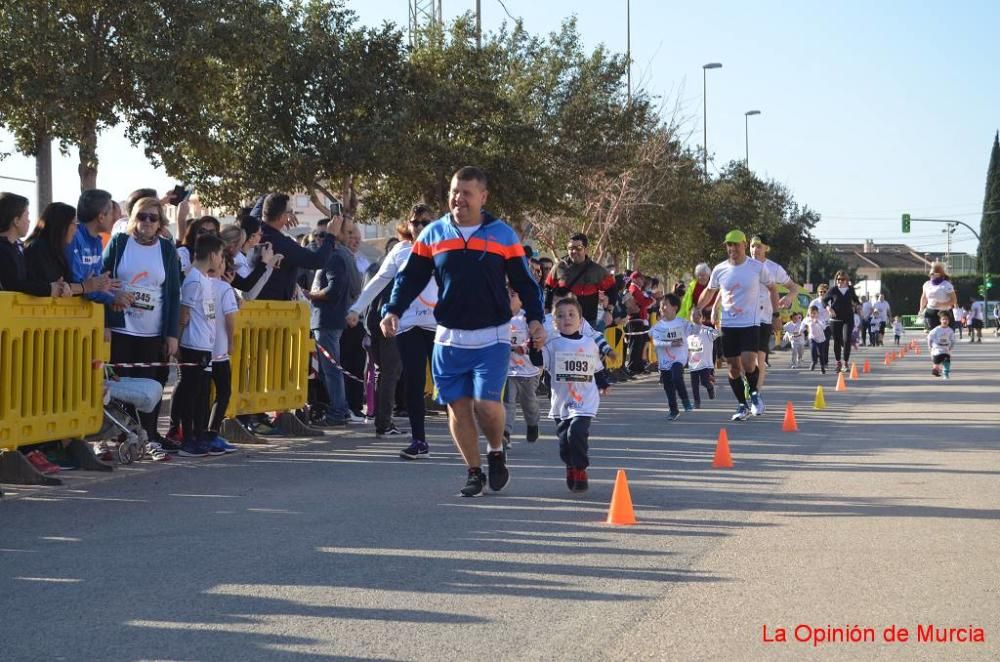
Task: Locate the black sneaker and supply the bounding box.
[526,425,539,443]
[376,425,408,438]
[810,361,817,371]
[156,435,182,454]
[486,450,510,492]
[460,468,486,497]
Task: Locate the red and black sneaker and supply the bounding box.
[25,450,61,475]
[571,468,589,493]
[565,467,576,491]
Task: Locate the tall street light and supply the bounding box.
[744,109,761,168]
[702,62,722,179]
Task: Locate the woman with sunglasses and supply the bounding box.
[177,216,221,276]
[346,204,439,458]
[102,196,182,450]
[822,270,861,373]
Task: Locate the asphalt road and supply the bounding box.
[2,338,998,662]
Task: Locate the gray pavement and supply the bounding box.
[1,338,998,661]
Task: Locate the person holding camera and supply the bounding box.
[543,233,616,324]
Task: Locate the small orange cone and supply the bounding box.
[863,359,871,373]
[782,401,798,432]
[850,362,859,379]
[712,428,734,468]
[606,469,637,525]
[814,385,826,409]
[835,371,847,392]
[884,352,892,366]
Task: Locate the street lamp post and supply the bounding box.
[702,62,722,178]
[744,109,761,168]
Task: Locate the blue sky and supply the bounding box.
[2,0,997,255]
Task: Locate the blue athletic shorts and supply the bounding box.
[432,342,509,404]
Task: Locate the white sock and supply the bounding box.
[487,443,503,453]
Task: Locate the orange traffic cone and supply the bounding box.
[606,469,637,525]
[863,359,871,374]
[884,352,892,366]
[782,401,799,432]
[850,362,859,379]
[712,428,734,468]
[835,371,847,392]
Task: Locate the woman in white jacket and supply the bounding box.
[346,205,439,459]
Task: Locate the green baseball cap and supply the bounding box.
[724,229,747,244]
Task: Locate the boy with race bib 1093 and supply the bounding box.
[536,297,609,493]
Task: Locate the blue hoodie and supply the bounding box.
[66,224,115,305]
[385,212,543,329]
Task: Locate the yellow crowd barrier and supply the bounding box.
[0,294,106,451]
[227,300,313,417]
[603,324,625,370]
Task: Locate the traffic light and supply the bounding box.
[901,213,911,233]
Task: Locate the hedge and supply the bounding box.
[879,271,986,314]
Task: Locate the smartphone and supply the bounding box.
[330,201,343,216]
[171,184,190,203]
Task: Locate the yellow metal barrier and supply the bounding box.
[227,300,313,417]
[0,294,106,450]
[646,312,659,364]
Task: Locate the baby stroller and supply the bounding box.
[84,371,166,464]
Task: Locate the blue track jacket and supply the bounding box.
[385,212,543,329]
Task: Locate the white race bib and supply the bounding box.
[127,283,161,313]
[554,352,593,383]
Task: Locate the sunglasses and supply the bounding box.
[567,245,585,252]
[410,220,429,228]
[136,213,160,223]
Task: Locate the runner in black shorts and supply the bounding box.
[698,230,777,421]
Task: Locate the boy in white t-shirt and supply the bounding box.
[868,310,882,347]
[504,289,541,447]
[687,307,719,408]
[538,297,609,493]
[174,234,225,457]
[649,293,692,420]
[204,261,240,454]
[891,316,905,345]
[783,311,806,368]
[927,311,955,379]
[805,306,829,374]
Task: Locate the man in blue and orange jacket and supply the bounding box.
[381,166,545,498]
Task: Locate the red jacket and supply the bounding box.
[628,283,654,320]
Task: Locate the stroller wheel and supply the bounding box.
[117,442,132,464]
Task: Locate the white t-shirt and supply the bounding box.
[805,319,826,341]
[892,320,904,335]
[180,267,217,352]
[458,224,482,241]
[350,241,438,333]
[969,300,985,321]
[809,296,830,325]
[508,313,541,378]
[755,258,789,320]
[177,246,192,275]
[922,280,954,310]
[234,251,252,279]
[783,320,806,346]
[927,326,955,356]
[708,258,774,328]
[542,333,602,419]
[649,317,692,369]
[869,316,882,333]
[860,300,873,317]
[952,306,966,323]
[117,237,166,338]
[687,325,720,371]
[873,299,890,320]
[212,279,240,360]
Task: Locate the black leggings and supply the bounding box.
[396,327,436,442]
[110,332,169,440]
[208,359,231,433]
[830,319,855,364]
[173,347,213,442]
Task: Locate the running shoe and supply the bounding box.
[571,468,589,493]
[502,431,511,450]
[144,442,172,462]
[346,411,368,424]
[376,425,408,437]
[931,366,941,377]
[942,373,950,380]
[154,434,182,454]
[820,365,827,374]
[179,439,210,457]
[207,435,237,455]
[667,411,680,421]
[683,401,694,413]
[252,421,282,436]
[526,425,539,443]
[750,392,765,416]
[810,361,817,371]
[315,418,347,429]
[731,404,750,421]
[25,450,61,474]
[460,467,486,497]
[835,360,842,373]
[399,440,429,460]
[486,449,510,492]
[165,427,183,445]
[565,466,576,490]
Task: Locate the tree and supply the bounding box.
[978,131,1000,276]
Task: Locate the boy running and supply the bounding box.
[783,311,806,368]
[891,316,905,346]
[805,306,829,374]
[504,289,541,447]
[687,308,719,408]
[927,311,955,379]
[649,293,693,420]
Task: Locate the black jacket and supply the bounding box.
[823,286,860,323]
[0,236,51,297]
[25,236,71,285]
[254,224,332,301]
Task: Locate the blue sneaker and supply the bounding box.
[399,439,430,460]
[207,435,236,455]
[179,439,209,457]
[683,401,694,413]
[749,392,765,416]
[667,411,680,421]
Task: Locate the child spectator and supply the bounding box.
[504,289,541,448]
[927,311,955,379]
[204,254,240,454]
[174,234,225,457]
[538,297,609,493]
[783,311,806,369]
[868,310,882,347]
[806,305,829,374]
[892,316,905,346]
[649,293,692,420]
[687,307,719,408]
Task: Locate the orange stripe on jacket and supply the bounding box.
[423,237,525,260]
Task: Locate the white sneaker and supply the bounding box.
[749,392,764,416]
[345,412,368,424]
